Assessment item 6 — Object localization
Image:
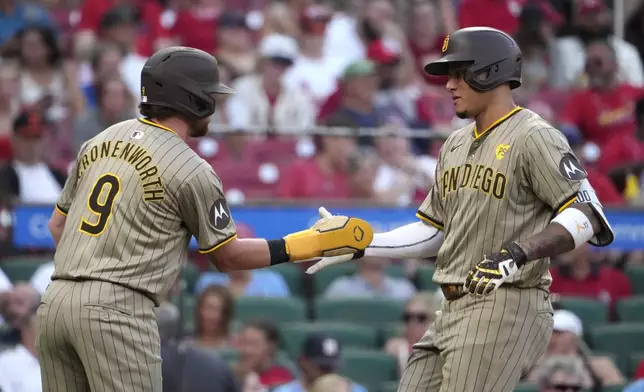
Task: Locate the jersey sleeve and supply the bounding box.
[520,127,584,214]
[177,168,237,254]
[416,148,445,230]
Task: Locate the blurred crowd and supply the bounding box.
[0,0,643,209]
[0,0,644,391]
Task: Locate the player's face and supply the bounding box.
[445,64,485,119]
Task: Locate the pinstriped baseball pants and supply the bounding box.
[397,287,554,392]
[36,280,162,392]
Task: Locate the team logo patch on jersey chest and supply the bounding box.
[558,153,587,181]
[210,199,231,230]
[495,144,510,160]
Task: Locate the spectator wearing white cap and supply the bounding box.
[526,310,624,388]
[224,34,315,134]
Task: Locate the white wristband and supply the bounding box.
[551,207,594,249]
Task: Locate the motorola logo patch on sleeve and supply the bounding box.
[558,153,587,181]
[209,198,231,230]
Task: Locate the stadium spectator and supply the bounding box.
[0,60,19,161]
[261,0,300,39]
[513,2,560,97]
[406,0,448,87]
[196,269,290,298]
[458,0,559,35]
[214,11,256,81]
[277,112,357,200]
[324,257,415,301]
[168,0,224,54]
[0,0,54,50]
[79,43,124,109]
[73,74,136,152]
[73,0,170,59]
[384,292,440,376]
[274,332,367,392]
[0,283,39,346]
[625,379,644,392]
[346,146,380,199]
[550,0,644,88]
[97,5,149,101]
[0,111,66,205]
[372,122,436,206]
[0,266,11,326]
[0,303,40,392]
[322,0,365,72]
[16,26,84,122]
[532,355,587,392]
[527,309,624,387]
[317,60,382,128]
[186,285,236,350]
[560,39,644,173]
[550,244,631,309]
[158,301,242,392]
[225,34,315,133]
[626,1,644,62]
[233,320,295,390]
[283,5,341,109]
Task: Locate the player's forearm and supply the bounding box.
[48,211,67,248]
[363,221,444,259]
[208,238,273,271]
[518,204,602,261]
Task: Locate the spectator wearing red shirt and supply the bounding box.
[278,113,357,200]
[561,40,644,173]
[73,0,169,58]
[169,0,223,54]
[235,320,295,389]
[406,1,446,87]
[550,244,632,310]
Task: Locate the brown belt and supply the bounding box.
[441,284,467,301]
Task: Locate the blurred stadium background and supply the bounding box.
[1,0,644,391]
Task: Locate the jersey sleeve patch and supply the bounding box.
[558,153,587,181]
[209,198,231,230]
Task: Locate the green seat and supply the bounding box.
[513,384,539,392]
[263,263,302,296]
[558,297,608,332]
[341,349,397,386]
[314,263,357,295]
[380,323,404,345]
[590,323,644,373]
[417,265,438,291]
[387,264,406,278]
[602,385,627,392]
[626,266,644,295]
[2,257,49,283]
[177,295,197,334]
[616,296,644,322]
[183,262,200,293]
[316,298,404,325]
[380,381,399,392]
[281,322,378,358]
[235,297,306,324]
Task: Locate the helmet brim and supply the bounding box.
[209,82,235,95]
[424,56,474,76]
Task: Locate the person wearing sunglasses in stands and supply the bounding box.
[534,356,587,392]
[384,292,440,376]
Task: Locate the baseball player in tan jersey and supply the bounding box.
[307,27,615,392]
[37,47,373,392]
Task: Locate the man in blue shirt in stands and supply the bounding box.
[0,0,53,49]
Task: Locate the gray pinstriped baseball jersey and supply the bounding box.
[418,107,584,289]
[53,118,237,305]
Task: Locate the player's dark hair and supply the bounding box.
[139,103,181,121]
[195,284,235,338]
[244,319,281,346]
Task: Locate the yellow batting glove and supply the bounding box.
[283,207,374,262]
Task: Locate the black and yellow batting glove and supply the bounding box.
[464,242,527,297]
[282,207,373,262]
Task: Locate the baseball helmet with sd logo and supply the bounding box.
[424,27,522,92]
[140,46,234,119]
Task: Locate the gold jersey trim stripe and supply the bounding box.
[138,118,177,135]
[55,204,68,216]
[198,234,238,254]
[556,195,578,215]
[416,211,444,230]
[473,106,523,139]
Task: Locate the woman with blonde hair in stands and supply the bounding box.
[384,291,441,375]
